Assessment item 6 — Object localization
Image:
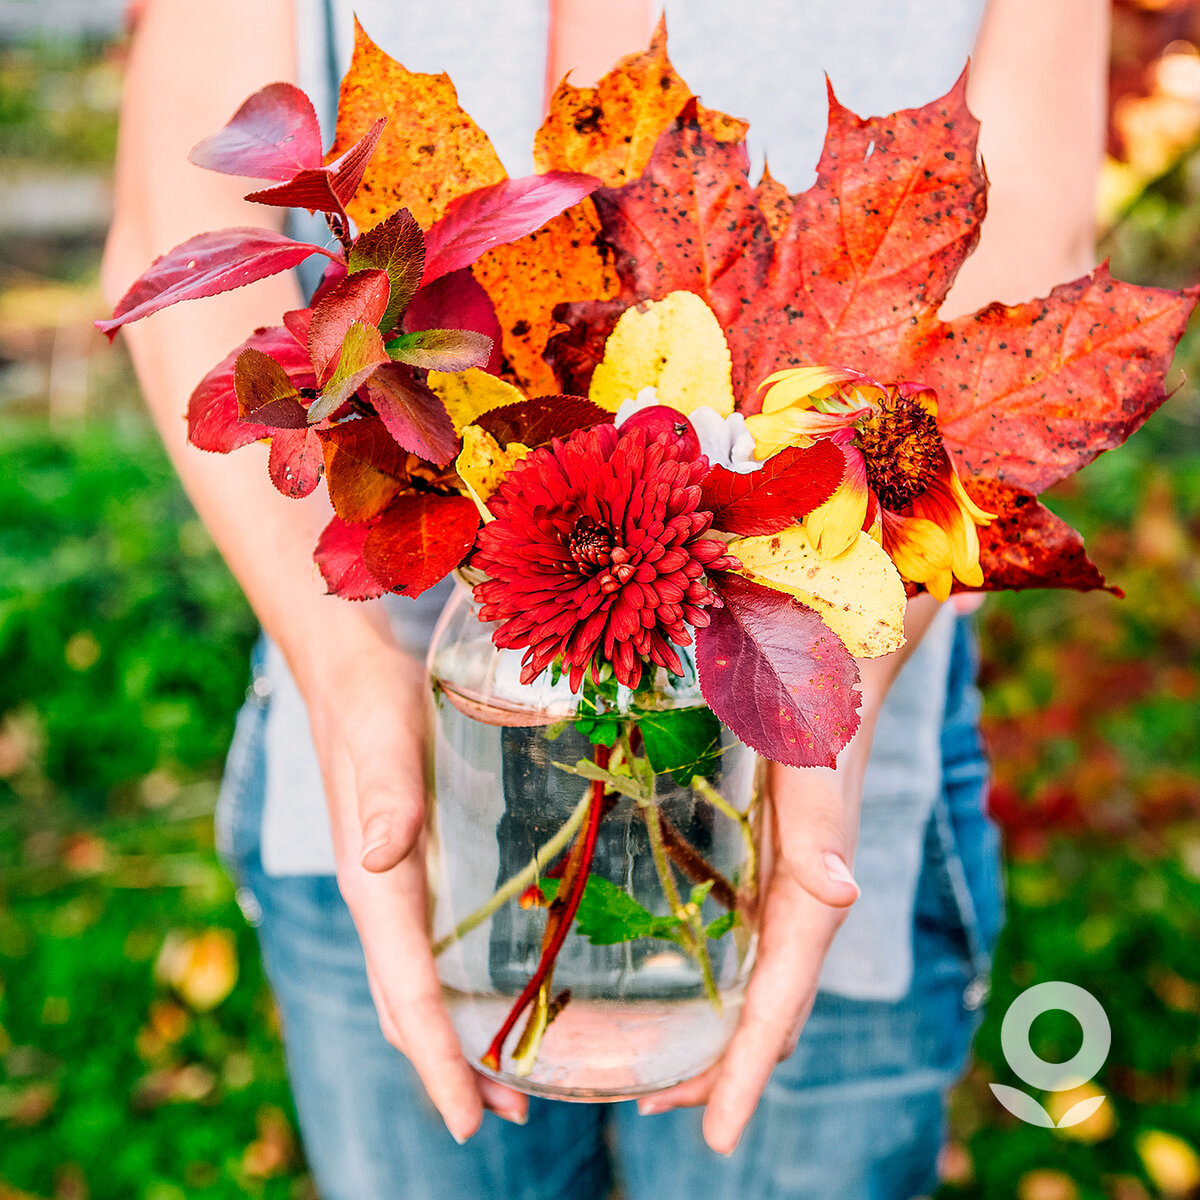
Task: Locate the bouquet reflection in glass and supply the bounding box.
[428,583,762,1099]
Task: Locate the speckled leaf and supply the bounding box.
[362,492,479,596]
[960,479,1117,594]
[314,515,385,600]
[695,573,860,769]
[732,73,986,397]
[328,19,505,231]
[471,203,620,394]
[534,17,746,187]
[914,265,1200,493]
[590,100,772,335]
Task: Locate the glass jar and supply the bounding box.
[426,578,762,1100]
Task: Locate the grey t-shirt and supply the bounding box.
[262,0,987,1002]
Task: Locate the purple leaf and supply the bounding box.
[97,229,336,339]
[188,326,315,453]
[421,171,600,284]
[696,573,860,768]
[244,118,386,215]
[268,426,325,498]
[362,363,459,465]
[307,269,391,381]
[405,268,503,374]
[386,328,493,372]
[308,321,390,423]
[349,207,425,334]
[188,83,323,181]
[234,348,310,428]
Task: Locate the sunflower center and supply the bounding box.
[856,393,944,509]
[568,517,614,569]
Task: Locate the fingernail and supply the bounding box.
[360,818,390,864]
[486,1105,528,1126]
[822,852,859,894]
[638,1097,673,1116]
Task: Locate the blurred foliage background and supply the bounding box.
[0,2,1198,1198]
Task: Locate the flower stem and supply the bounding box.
[431,787,592,958]
[480,744,611,1074]
[693,775,758,904]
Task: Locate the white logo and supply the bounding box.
[989,981,1111,1128]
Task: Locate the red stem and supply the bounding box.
[481,743,611,1072]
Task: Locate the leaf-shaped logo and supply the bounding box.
[1054,1093,1107,1129]
[989,1084,1055,1128]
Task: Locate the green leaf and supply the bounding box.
[348,207,425,334]
[705,911,738,940]
[638,705,722,785]
[551,758,648,803]
[574,676,625,746]
[385,328,493,372]
[541,875,681,946]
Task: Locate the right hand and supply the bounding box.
[295,606,529,1140]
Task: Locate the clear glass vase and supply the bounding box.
[426,578,762,1100]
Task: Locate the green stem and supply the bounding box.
[431,787,591,958]
[627,733,721,1011]
[693,775,758,903]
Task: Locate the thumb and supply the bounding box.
[770,763,861,909]
[345,700,427,874]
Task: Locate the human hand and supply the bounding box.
[296,606,529,1140]
[636,757,862,1154]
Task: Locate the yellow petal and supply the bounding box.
[428,368,526,435]
[884,513,954,601]
[805,478,869,559]
[1137,1130,1200,1196]
[729,526,907,658]
[588,291,734,416]
[757,366,857,414]
[455,426,530,519]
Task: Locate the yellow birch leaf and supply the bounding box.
[729,527,906,658]
[428,369,526,435]
[456,425,530,518]
[588,291,734,416]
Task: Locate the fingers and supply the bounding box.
[769,762,861,908]
[476,1073,530,1126]
[352,853,485,1143]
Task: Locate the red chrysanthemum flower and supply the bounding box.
[472,423,739,690]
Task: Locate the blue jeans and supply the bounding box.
[216,617,1001,1200]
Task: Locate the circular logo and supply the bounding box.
[1000,981,1111,1092]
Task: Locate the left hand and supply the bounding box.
[637,757,862,1154]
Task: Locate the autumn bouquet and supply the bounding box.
[101,24,1195,1097]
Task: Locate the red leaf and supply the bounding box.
[731,73,986,397]
[474,395,611,448]
[244,118,387,215]
[543,298,626,395]
[314,516,385,600]
[700,442,845,536]
[97,229,335,339]
[307,269,391,381]
[188,327,315,453]
[268,427,324,498]
[348,207,425,334]
[421,171,600,284]
[405,268,503,374]
[590,102,772,336]
[362,493,480,597]
[233,348,309,428]
[386,328,493,372]
[915,265,1200,493]
[962,479,1117,594]
[695,573,860,769]
[282,306,312,346]
[319,416,410,522]
[310,322,391,422]
[188,83,323,181]
[361,363,458,465]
